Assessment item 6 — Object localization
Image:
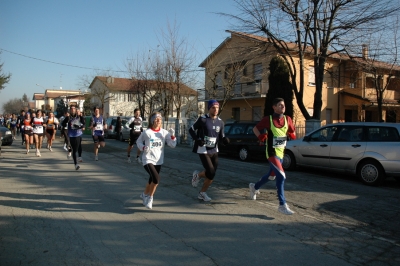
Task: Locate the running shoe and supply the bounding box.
[75,164,80,171]
[268,176,276,181]
[36,151,41,157]
[67,152,72,159]
[278,203,295,215]
[137,156,142,164]
[49,147,52,152]
[198,192,211,202]
[78,157,83,162]
[192,170,200,187]
[63,145,68,152]
[47,144,49,149]
[145,196,153,209]
[95,155,98,161]
[26,150,29,154]
[127,157,131,163]
[249,183,260,200]
[140,193,148,206]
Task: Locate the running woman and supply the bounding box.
[137,112,176,209]
[249,98,296,215]
[45,112,59,151]
[23,112,33,154]
[62,105,85,170]
[9,114,18,140]
[188,99,230,202]
[32,110,45,157]
[89,106,106,161]
[126,108,143,163]
[62,111,70,152]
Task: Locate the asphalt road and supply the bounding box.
[0,134,399,265]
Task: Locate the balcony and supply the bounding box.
[212,81,268,100]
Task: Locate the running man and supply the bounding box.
[90,106,106,161]
[126,108,143,163]
[188,99,230,202]
[249,97,296,215]
[137,112,176,209]
[62,105,85,170]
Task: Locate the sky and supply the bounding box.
[0,0,241,112]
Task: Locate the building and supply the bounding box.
[88,76,198,119]
[199,31,400,125]
[32,89,84,114]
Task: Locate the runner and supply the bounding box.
[126,108,143,163]
[89,106,106,161]
[22,112,33,154]
[249,97,296,215]
[17,110,26,145]
[32,110,45,157]
[9,114,18,140]
[61,111,70,152]
[137,112,176,209]
[188,99,230,202]
[62,105,85,170]
[45,112,59,151]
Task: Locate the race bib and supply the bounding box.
[205,136,217,148]
[34,126,43,134]
[25,126,32,130]
[272,136,287,148]
[134,125,141,132]
[47,124,54,128]
[95,124,103,130]
[150,138,163,149]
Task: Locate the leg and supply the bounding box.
[69,137,79,165]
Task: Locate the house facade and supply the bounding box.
[32,90,83,114]
[89,76,198,120]
[199,31,400,125]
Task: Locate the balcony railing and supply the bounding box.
[210,81,268,100]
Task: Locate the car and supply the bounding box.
[120,119,148,142]
[218,121,266,161]
[0,126,13,146]
[282,122,400,186]
[104,116,130,139]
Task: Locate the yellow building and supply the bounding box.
[199,31,400,125]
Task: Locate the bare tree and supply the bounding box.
[0,52,11,92]
[223,0,400,121]
[2,98,23,114]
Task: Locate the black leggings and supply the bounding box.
[199,153,218,180]
[144,164,162,185]
[69,136,82,164]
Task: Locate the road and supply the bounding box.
[0,135,399,265]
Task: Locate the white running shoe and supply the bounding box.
[63,145,68,152]
[26,150,29,154]
[127,157,131,163]
[192,170,200,187]
[67,152,72,159]
[36,151,41,157]
[268,176,276,181]
[78,157,83,162]
[278,203,295,215]
[49,147,52,152]
[95,155,98,161]
[249,183,260,200]
[146,196,153,209]
[137,156,142,163]
[198,192,211,201]
[140,193,148,206]
[75,164,80,170]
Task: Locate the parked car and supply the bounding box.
[120,119,148,142]
[282,122,400,186]
[0,126,13,146]
[104,116,129,139]
[218,121,265,161]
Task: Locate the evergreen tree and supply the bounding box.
[264,56,293,118]
[55,99,68,118]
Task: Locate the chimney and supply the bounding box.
[362,44,368,59]
[107,76,114,83]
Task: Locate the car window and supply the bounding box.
[367,127,400,141]
[111,119,117,126]
[309,126,337,141]
[336,126,364,141]
[230,125,246,135]
[224,124,232,134]
[246,125,254,135]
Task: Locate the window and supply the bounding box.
[308,66,315,86]
[252,106,262,121]
[230,124,246,135]
[234,71,241,95]
[254,63,262,81]
[310,126,337,142]
[336,127,363,142]
[216,72,223,88]
[232,107,240,121]
[326,109,332,124]
[367,127,399,141]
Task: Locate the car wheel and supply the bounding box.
[239,146,249,161]
[119,133,124,142]
[357,159,385,186]
[282,150,296,171]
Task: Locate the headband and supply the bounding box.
[150,113,162,124]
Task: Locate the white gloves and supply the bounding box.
[168,128,175,137]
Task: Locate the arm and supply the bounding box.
[166,129,177,148]
[136,132,146,151]
[286,116,296,140]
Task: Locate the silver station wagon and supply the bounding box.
[282,122,400,186]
